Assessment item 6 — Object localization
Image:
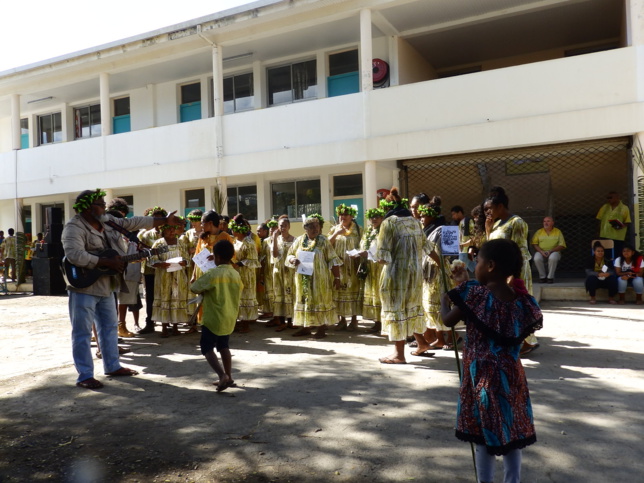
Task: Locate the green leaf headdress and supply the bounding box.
[335,203,358,218]
[365,208,385,219]
[73,189,106,213]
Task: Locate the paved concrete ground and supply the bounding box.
[0,293,643,482]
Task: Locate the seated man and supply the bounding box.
[531,216,566,283]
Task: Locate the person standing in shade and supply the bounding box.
[62,189,183,389]
[531,216,566,284]
[137,206,167,334]
[3,228,16,282]
[596,191,631,259]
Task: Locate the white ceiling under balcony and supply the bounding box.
[1,0,624,115]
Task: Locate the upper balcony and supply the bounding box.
[2,45,644,201]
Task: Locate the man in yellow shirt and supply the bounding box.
[531,217,566,284]
[596,191,631,258]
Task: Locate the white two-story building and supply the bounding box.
[1,0,643,274]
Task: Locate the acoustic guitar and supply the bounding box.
[61,246,169,289]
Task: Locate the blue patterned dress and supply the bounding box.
[448,280,542,455]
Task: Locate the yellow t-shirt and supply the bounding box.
[596,201,631,241]
[531,227,566,252]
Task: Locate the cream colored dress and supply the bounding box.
[360,226,383,322]
[288,235,342,327]
[376,215,429,341]
[328,222,362,318]
[150,239,190,324]
[272,236,295,318]
[234,236,261,321]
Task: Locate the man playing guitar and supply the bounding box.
[61,189,184,389]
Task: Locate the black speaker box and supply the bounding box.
[45,224,64,245]
[45,207,63,225]
[33,257,67,295]
[34,243,63,259]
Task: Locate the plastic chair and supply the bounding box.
[591,239,614,260]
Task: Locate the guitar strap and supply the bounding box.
[104,220,151,249]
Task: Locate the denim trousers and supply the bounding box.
[68,291,121,382]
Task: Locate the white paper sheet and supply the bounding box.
[602,265,609,273]
[346,249,361,257]
[440,225,460,256]
[165,256,185,273]
[193,249,216,272]
[296,250,315,276]
[368,239,377,261]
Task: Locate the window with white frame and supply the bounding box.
[74,104,101,139]
[223,73,254,113]
[227,186,258,221]
[271,179,321,219]
[38,113,62,145]
[180,82,201,123]
[268,60,317,106]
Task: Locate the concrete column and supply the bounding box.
[256,173,266,222]
[217,177,228,215]
[316,51,327,98]
[14,199,24,232]
[626,0,644,46]
[252,60,263,108]
[100,73,112,136]
[104,188,114,205]
[212,44,225,181]
[320,175,331,222]
[364,161,377,210]
[11,94,20,150]
[360,9,373,92]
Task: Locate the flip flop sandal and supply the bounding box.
[76,378,104,389]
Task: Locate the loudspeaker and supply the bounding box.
[34,243,63,259]
[44,224,64,245]
[45,207,63,225]
[33,257,66,295]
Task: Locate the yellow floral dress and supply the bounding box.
[376,215,429,341]
[425,226,457,331]
[272,236,295,318]
[150,238,190,324]
[328,222,362,317]
[259,238,275,314]
[288,234,342,327]
[234,236,261,321]
[489,215,537,345]
[488,215,533,294]
[360,226,383,322]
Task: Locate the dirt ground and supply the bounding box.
[1,294,643,482]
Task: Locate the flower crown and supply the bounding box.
[335,203,358,217]
[308,213,325,227]
[267,219,278,228]
[73,189,106,213]
[365,208,385,219]
[379,198,409,211]
[187,213,202,222]
[229,220,250,234]
[146,206,168,217]
[418,204,439,218]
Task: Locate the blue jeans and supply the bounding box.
[68,291,121,382]
[617,276,644,294]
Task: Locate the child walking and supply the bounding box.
[440,238,542,483]
[190,240,243,392]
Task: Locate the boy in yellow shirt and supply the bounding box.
[190,240,243,392]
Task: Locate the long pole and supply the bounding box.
[437,251,478,481]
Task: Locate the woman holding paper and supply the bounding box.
[585,241,618,304]
[328,204,362,331]
[288,214,342,339]
[376,188,429,364]
[150,222,190,337]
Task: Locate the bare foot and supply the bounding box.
[379,356,406,364]
[292,328,312,337]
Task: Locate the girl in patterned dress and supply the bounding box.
[441,239,542,483]
[150,223,190,338]
[328,204,362,331]
[231,214,261,333]
[484,186,539,355]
